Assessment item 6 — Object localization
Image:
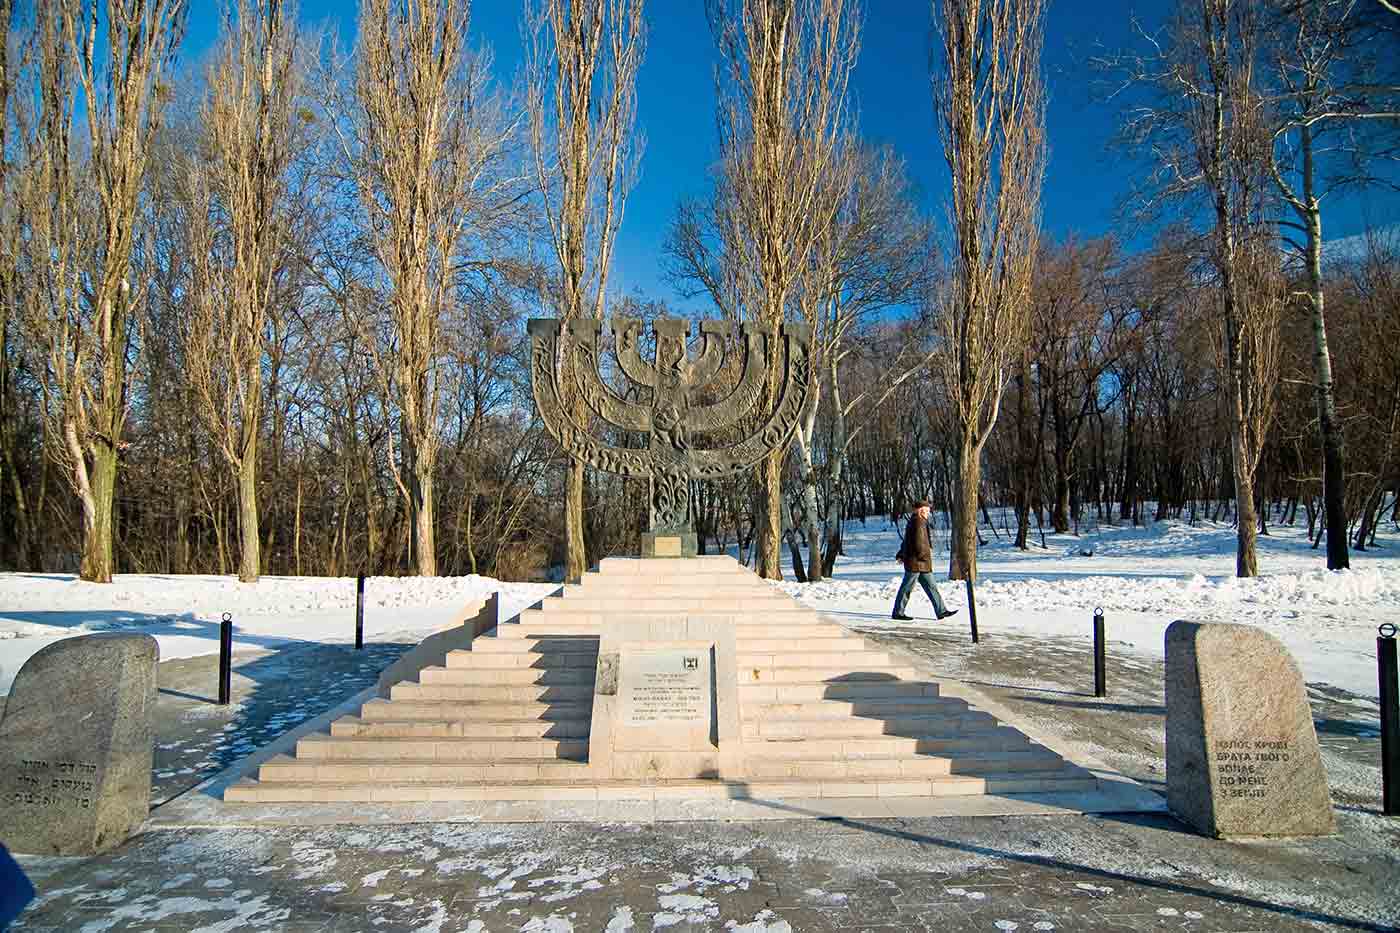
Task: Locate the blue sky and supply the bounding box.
[184,1,1399,306]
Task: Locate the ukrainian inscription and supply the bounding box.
[1212,738,1293,799]
[1166,620,1334,837]
[620,650,710,726]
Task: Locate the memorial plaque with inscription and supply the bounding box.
[1165,621,1334,838]
[0,633,158,856]
[620,649,711,726]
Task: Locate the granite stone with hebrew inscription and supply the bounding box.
[1165,620,1334,838]
[0,632,158,855]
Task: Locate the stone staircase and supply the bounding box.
[226,556,1096,802]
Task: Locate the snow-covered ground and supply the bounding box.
[0,573,558,695]
[778,514,1399,699]
[0,514,1395,698]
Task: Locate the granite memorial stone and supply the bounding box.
[1165,620,1335,838]
[0,633,159,856]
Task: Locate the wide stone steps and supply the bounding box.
[742,695,961,720]
[250,754,592,784]
[738,665,918,684]
[417,665,595,686]
[444,650,598,669]
[226,768,1096,803]
[331,716,589,739]
[294,734,589,761]
[733,636,868,653]
[389,682,594,702]
[470,636,601,654]
[743,750,1072,780]
[741,711,997,739]
[536,596,797,612]
[225,555,1101,808]
[739,681,944,702]
[360,698,593,722]
[738,651,893,669]
[744,728,1030,760]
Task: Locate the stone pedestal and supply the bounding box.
[0,633,159,855]
[1165,621,1334,838]
[588,617,742,781]
[640,532,698,558]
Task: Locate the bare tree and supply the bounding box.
[931,0,1047,582]
[346,0,515,576]
[790,143,931,581]
[1261,0,1400,570]
[22,0,187,582]
[708,0,860,580]
[525,0,645,583]
[1103,0,1283,577]
[184,0,304,582]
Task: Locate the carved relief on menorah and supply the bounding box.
[527,315,814,557]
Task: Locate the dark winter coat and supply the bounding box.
[899,513,933,573]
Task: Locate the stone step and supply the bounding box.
[360,698,593,721]
[741,711,997,739]
[736,652,893,669]
[732,623,845,639]
[389,682,595,702]
[743,750,1071,780]
[470,637,601,654]
[294,734,589,761]
[330,716,590,739]
[254,754,592,785]
[744,728,1030,759]
[417,666,596,686]
[444,650,598,670]
[227,769,1096,803]
[740,681,942,703]
[495,618,836,639]
[537,596,795,613]
[738,666,919,684]
[743,696,957,720]
[734,636,869,653]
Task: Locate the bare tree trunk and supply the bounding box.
[413,456,436,577]
[754,452,783,579]
[1301,136,1349,571]
[949,439,979,581]
[237,436,260,582]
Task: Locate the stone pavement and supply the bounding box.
[9,622,1400,932]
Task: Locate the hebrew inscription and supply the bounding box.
[620,650,711,726]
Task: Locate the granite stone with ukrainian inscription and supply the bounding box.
[0,632,159,855]
[1165,620,1334,838]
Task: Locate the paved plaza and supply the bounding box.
[9,618,1400,932]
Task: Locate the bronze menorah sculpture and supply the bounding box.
[527,315,814,557]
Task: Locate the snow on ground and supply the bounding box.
[0,513,1395,697]
[776,514,1400,698]
[0,572,557,695]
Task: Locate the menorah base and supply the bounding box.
[641,531,698,559]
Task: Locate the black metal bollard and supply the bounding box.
[1380,623,1399,816]
[1093,607,1107,698]
[963,577,979,644]
[355,574,365,650]
[217,612,233,705]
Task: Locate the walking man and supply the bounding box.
[892,501,958,622]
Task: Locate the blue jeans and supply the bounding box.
[893,570,948,617]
